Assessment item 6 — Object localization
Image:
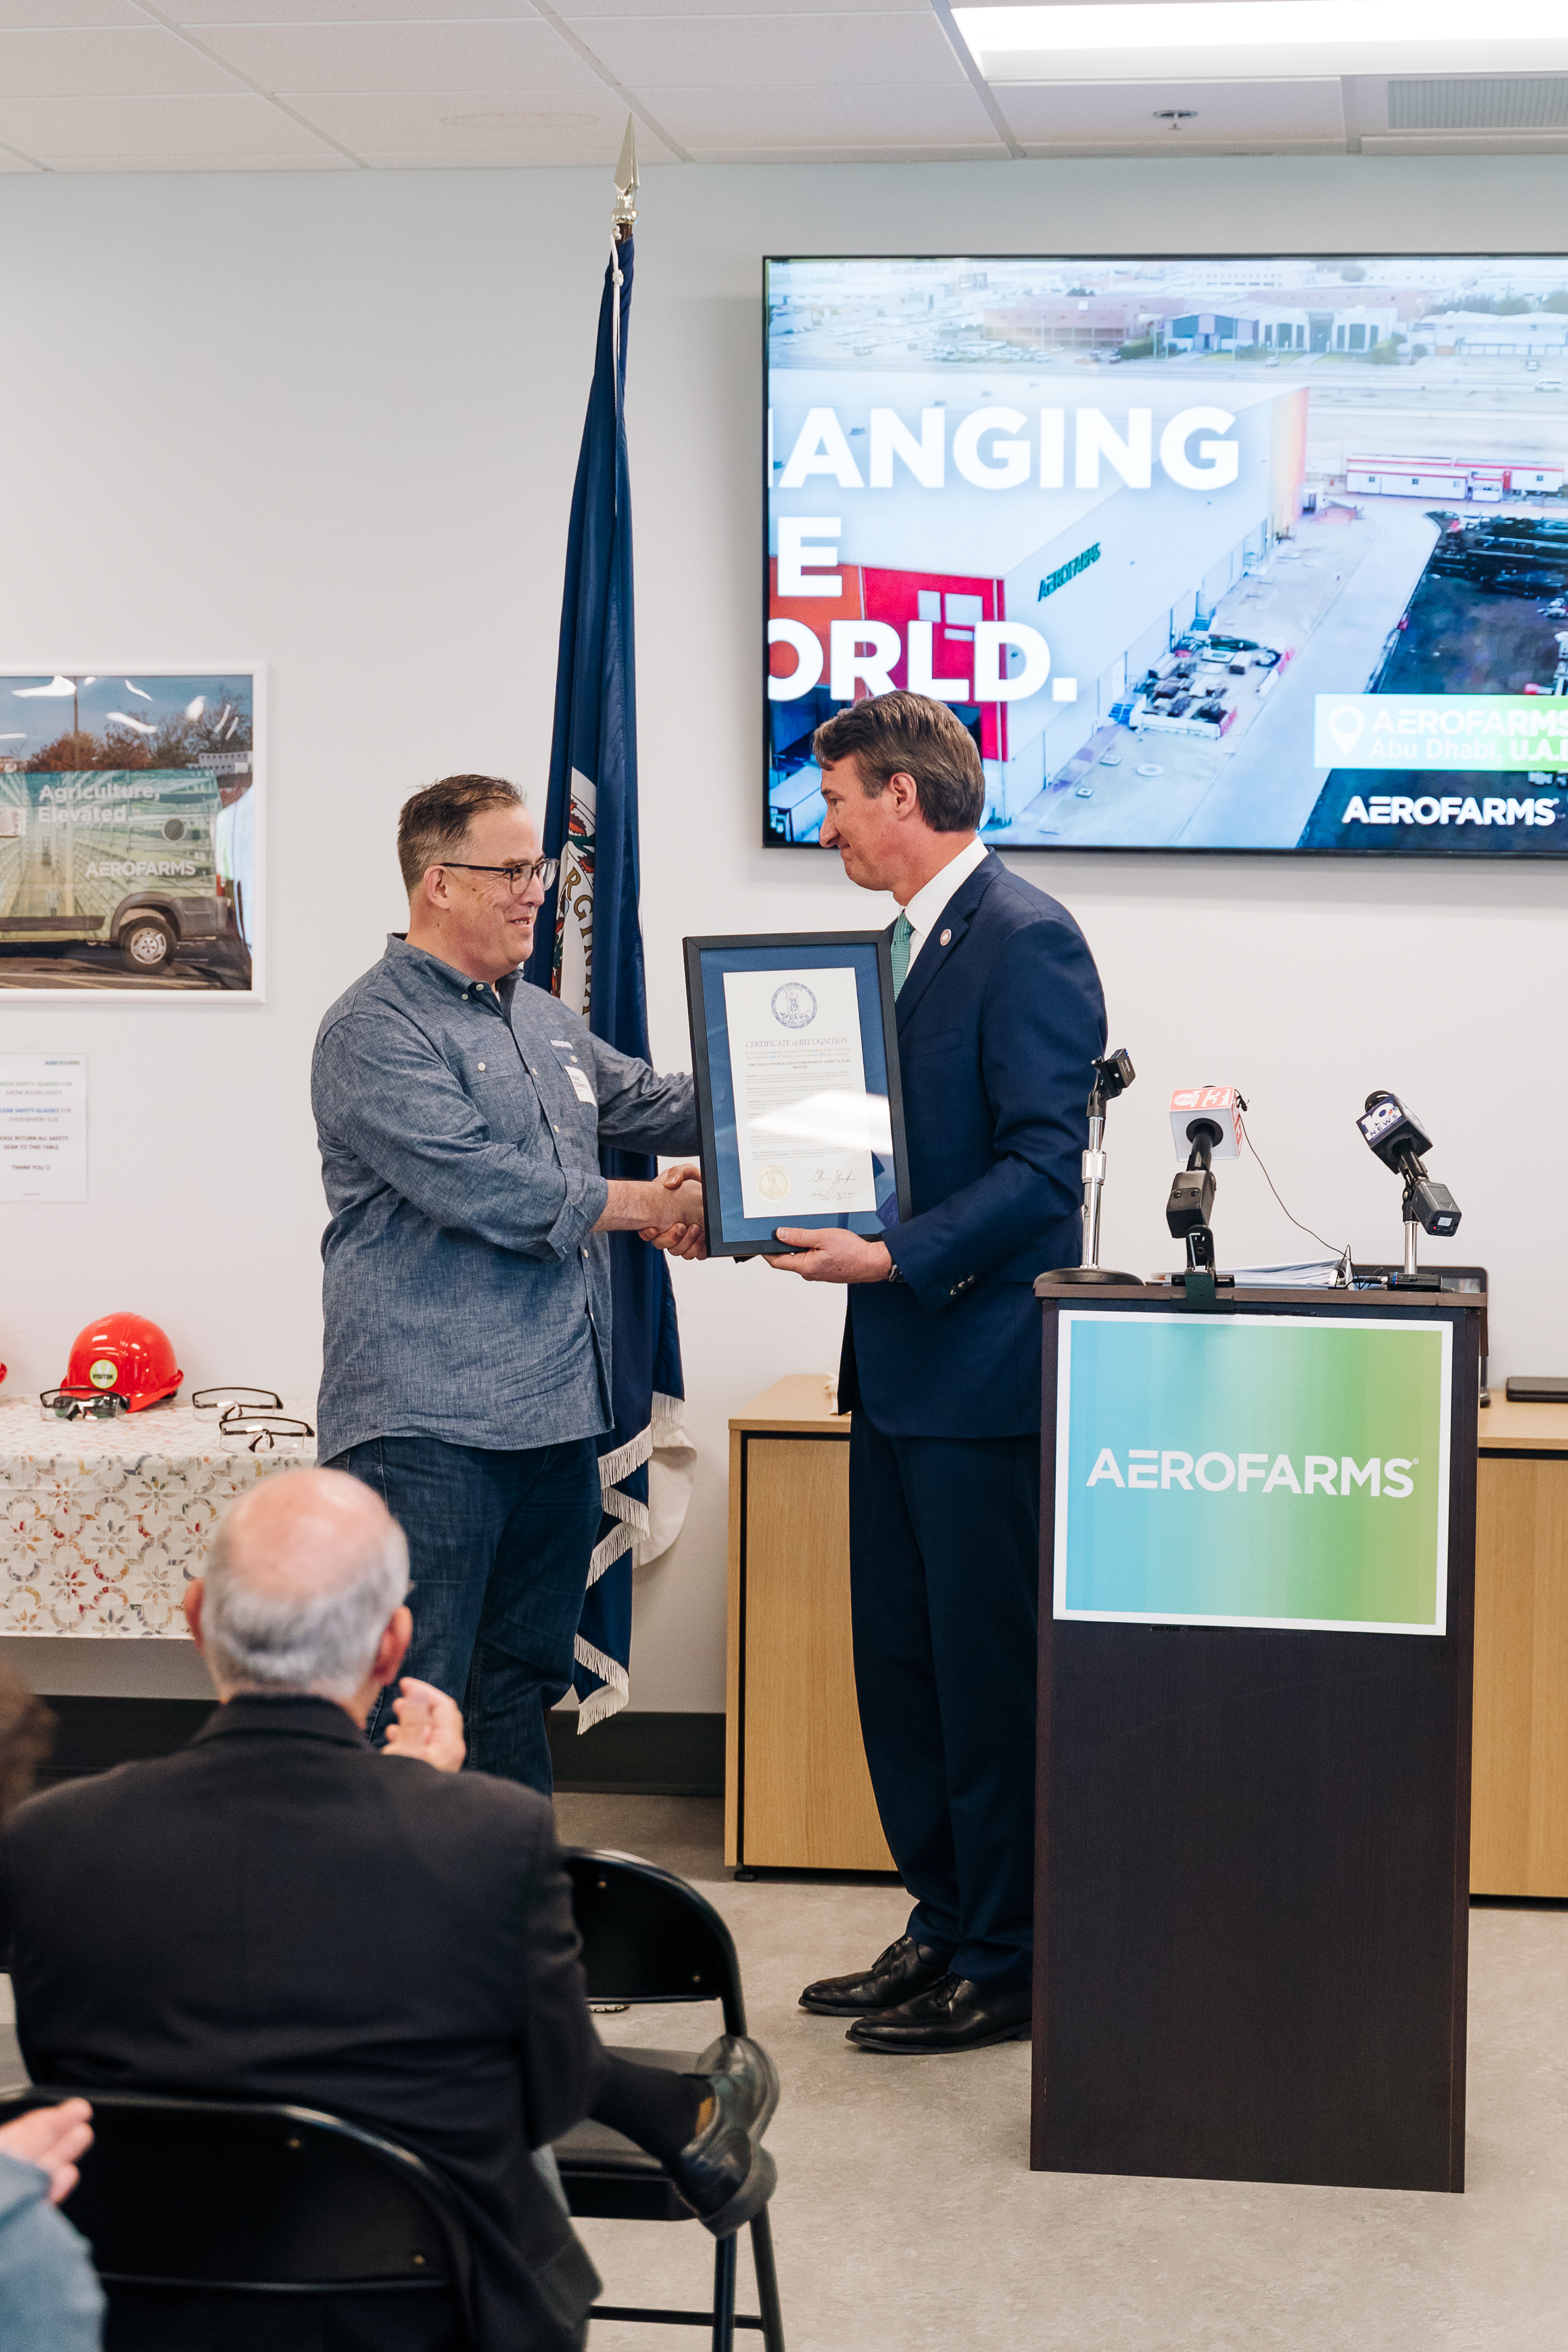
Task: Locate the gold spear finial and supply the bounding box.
[612,116,638,244]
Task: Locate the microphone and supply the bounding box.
[1356,1091,1460,1287]
[1166,1085,1245,1291]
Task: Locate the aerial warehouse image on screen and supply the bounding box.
[765,253,1568,858]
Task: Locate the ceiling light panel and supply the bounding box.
[954,2,1568,80]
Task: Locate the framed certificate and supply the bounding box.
[683,931,912,1259]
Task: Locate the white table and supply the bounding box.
[0,1400,315,1638]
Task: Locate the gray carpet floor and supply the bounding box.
[557,1795,1568,2352]
[3,1794,1564,2349]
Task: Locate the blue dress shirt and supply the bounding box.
[312,936,697,1460]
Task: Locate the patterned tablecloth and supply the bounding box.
[0,1401,317,1638]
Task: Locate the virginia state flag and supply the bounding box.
[524,233,694,1729]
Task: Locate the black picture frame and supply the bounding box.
[683,929,912,1260]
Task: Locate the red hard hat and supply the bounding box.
[63,1315,182,1413]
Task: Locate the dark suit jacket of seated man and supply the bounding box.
[0,1472,778,2352]
[767,691,1107,2057]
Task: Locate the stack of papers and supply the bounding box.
[1156,1260,1344,1289]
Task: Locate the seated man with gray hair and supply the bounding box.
[0,1469,777,2352]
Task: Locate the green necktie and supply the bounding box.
[891,910,913,997]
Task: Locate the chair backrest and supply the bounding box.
[563,1848,747,2036]
[0,2090,471,2312]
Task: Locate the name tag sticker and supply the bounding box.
[567,1066,596,1106]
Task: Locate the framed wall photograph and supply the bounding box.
[684,931,911,1259]
[0,666,264,997]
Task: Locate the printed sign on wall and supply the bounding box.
[1053,1311,1451,1635]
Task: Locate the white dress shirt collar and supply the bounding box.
[900,836,990,975]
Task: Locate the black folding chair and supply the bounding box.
[0,2088,473,2349]
[554,1848,785,2352]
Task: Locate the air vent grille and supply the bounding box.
[1387,76,1568,132]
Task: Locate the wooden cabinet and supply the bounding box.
[1473,1397,1568,1896]
[725,1378,895,1874]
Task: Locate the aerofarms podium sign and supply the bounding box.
[1053,1313,1451,1635]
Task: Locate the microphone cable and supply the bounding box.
[1234,1097,1353,1284]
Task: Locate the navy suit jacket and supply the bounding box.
[840,851,1106,1440]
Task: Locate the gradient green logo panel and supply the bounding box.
[1053,1313,1450,1635]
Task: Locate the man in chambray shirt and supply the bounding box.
[311,773,703,1791]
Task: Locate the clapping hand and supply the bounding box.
[0,2098,94,2204]
[382,1677,466,1773]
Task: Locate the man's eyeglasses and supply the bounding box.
[437,858,558,894]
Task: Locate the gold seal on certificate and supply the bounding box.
[684,932,912,1259]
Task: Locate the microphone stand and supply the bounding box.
[1041,1051,1143,1287]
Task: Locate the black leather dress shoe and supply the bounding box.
[799,1933,955,2017]
[666,2034,779,2238]
[845,1973,1031,2054]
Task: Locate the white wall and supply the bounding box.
[2,154,1564,1707]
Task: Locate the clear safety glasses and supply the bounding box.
[192,1386,284,1417]
[39,1387,127,1424]
[217,1408,315,1456]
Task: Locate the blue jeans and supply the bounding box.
[328,1433,604,1794]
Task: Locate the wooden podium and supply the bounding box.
[1032,1284,1481,2194]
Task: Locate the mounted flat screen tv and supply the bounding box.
[765,253,1568,858]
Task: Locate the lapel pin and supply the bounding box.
[939,928,952,946]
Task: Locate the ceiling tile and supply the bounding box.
[0,89,348,159]
[282,89,678,161]
[1000,75,1347,145]
[340,141,666,166]
[191,18,603,93]
[0,0,148,24]
[169,0,541,20]
[689,139,1005,160]
[0,25,244,94]
[572,9,965,89]
[640,80,1000,142]
[549,0,921,12]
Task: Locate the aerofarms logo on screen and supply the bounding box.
[1085,1449,1416,1498]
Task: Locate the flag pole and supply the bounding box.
[611,118,637,373]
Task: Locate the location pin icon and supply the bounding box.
[1327,701,1365,756]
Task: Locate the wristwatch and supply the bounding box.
[885,1260,906,1284]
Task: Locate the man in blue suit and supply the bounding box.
[766,691,1106,2055]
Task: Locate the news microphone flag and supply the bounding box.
[1169,1085,1243,1159]
[524,223,694,1732]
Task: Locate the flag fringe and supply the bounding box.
[587,1521,637,1584]
[597,1423,652,1489]
[573,1636,629,1729]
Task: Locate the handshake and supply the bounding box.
[595,1162,708,1263]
